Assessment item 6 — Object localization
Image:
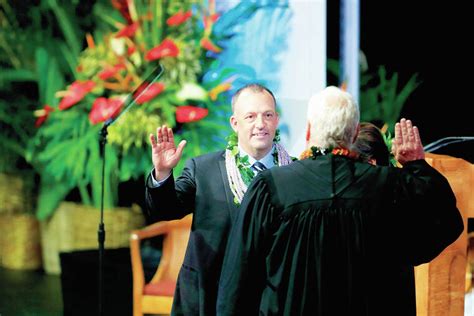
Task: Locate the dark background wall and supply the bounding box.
[328,1,473,163]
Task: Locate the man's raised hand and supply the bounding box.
[149,125,186,181]
[392,118,425,165]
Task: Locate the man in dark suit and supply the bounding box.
[217,86,464,315]
[144,83,293,315]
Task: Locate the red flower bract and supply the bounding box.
[133,82,165,104]
[58,80,95,110]
[145,39,179,61]
[89,97,124,125]
[115,22,139,38]
[111,0,133,24]
[166,11,192,26]
[176,106,208,123]
[98,63,126,80]
[35,105,55,128]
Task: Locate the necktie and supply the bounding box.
[252,161,267,173]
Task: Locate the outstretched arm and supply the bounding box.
[149,125,187,181]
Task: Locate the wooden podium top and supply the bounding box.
[425,153,474,219]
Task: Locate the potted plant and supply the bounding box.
[0,85,42,270]
[1,0,120,272]
[0,2,57,270]
[26,0,261,274]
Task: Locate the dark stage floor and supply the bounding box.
[0,242,473,316]
[0,267,63,316]
[0,247,161,316]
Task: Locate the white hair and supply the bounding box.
[306,86,360,149]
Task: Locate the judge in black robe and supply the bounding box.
[216,87,463,316]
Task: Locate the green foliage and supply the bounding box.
[0,0,98,174]
[26,0,259,219]
[359,67,420,135]
[327,58,421,135]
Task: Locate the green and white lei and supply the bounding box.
[225,130,294,204]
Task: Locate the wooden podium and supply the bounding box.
[415,153,474,316]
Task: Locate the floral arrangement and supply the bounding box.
[28,0,260,219]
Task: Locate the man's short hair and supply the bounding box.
[231,83,277,113]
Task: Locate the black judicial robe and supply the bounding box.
[145,151,239,316]
[217,155,463,316]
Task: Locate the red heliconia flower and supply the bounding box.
[88,97,124,125]
[58,80,95,110]
[98,63,126,80]
[133,82,165,104]
[200,37,222,53]
[145,39,179,61]
[166,10,192,26]
[127,45,136,55]
[34,104,55,128]
[115,22,139,38]
[111,0,133,24]
[176,106,209,123]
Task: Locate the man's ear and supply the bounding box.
[230,115,238,132]
[305,122,311,146]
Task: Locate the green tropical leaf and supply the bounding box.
[36,178,72,220]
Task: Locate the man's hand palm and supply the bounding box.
[154,144,180,169]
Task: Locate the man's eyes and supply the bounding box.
[245,114,255,120]
[244,112,274,120]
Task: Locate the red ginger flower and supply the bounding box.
[133,82,165,104]
[176,106,208,123]
[127,45,136,55]
[145,39,179,61]
[98,63,126,80]
[111,0,132,24]
[166,11,192,26]
[115,22,139,38]
[34,105,55,128]
[89,97,124,125]
[58,80,95,110]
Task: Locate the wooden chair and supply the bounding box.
[130,214,192,316]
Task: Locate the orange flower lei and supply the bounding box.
[299,146,362,161]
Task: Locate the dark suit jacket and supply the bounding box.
[145,150,239,316]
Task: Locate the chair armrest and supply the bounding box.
[131,214,193,241]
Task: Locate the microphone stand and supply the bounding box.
[97,64,164,316]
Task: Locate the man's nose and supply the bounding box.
[255,114,265,128]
